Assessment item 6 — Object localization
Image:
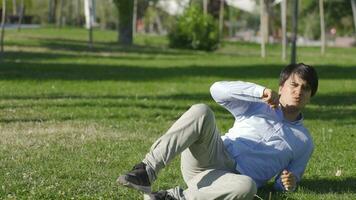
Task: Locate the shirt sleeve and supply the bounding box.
[273,142,314,191]
[210,81,266,117]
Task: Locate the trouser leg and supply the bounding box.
[183,169,257,200]
[166,171,257,200]
[143,104,257,199]
[176,106,256,200]
[143,103,233,182]
[179,104,235,183]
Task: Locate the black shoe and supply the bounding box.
[145,190,177,200]
[117,162,151,193]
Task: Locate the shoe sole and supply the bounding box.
[117,175,151,194]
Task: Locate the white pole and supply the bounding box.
[291,0,299,64]
[133,0,137,36]
[281,0,287,61]
[260,0,266,58]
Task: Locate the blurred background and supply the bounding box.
[1,1,356,199]
[1,0,355,49]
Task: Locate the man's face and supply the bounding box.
[279,73,312,111]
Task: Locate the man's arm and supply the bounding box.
[274,143,314,191]
[210,81,278,116]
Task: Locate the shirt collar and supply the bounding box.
[276,106,304,125]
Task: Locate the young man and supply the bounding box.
[118,63,318,200]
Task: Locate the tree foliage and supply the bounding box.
[168,6,219,51]
[300,0,354,37]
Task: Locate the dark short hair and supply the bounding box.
[279,63,318,97]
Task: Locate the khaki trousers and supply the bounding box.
[143,104,257,200]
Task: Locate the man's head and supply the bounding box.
[278,63,318,111]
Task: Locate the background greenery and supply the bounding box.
[168,6,219,51]
[0,27,355,199]
[1,0,355,37]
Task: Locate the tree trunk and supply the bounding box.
[1,0,6,54]
[12,0,17,15]
[351,0,356,37]
[264,0,270,44]
[57,0,64,28]
[76,0,81,26]
[218,0,224,41]
[319,0,325,55]
[99,0,106,30]
[116,0,133,45]
[203,0,208,15]
[132,0,137,36]
[17,0,23,31]
[228,6,234,38]
[260,0,266,58]
[291,0,299,64]
[281,0,287,61]
[48,0,57,24]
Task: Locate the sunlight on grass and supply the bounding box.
[0,27,355,199]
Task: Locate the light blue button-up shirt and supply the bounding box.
[210,81,314,191]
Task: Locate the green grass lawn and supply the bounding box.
[0,27,355,199]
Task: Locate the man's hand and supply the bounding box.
[262,88,279,108]
[281,170,297,191]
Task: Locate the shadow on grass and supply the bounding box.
[1,91,355,105]
[1,60,356,81]
[300,177,356,194]
[0,92,355,122]
[312,93,356,106]
[0,118,50,123]
[255,177,356,200]
[8,37,198,57]
[0,61,280,81]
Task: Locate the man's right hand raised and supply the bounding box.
[262,88,279,109]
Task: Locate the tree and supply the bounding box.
[12,0,16,15]
[260,0,266,58]
[48,0,58,24]
[319,0,325,55]
[351,0,356,37]
[281,0,287,61]
[1,0,6,55]
[291,0,299,64]
[57,0,64,28]
[300,0,354,37]
[17,0,23,31]
[113,0,134,45]
[48,0,57,24]
[203,0,208,15]
[218,0,224,40]
[132,0,137,35]
[168,5,219,51]
[75,0,81,26]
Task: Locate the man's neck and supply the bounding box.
[281,105,301,122]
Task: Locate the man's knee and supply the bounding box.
[190,103,214,119]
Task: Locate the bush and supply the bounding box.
[168,6,219,51]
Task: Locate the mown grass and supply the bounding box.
[0,27,355,199]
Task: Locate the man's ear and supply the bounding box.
[278,86,282,95]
